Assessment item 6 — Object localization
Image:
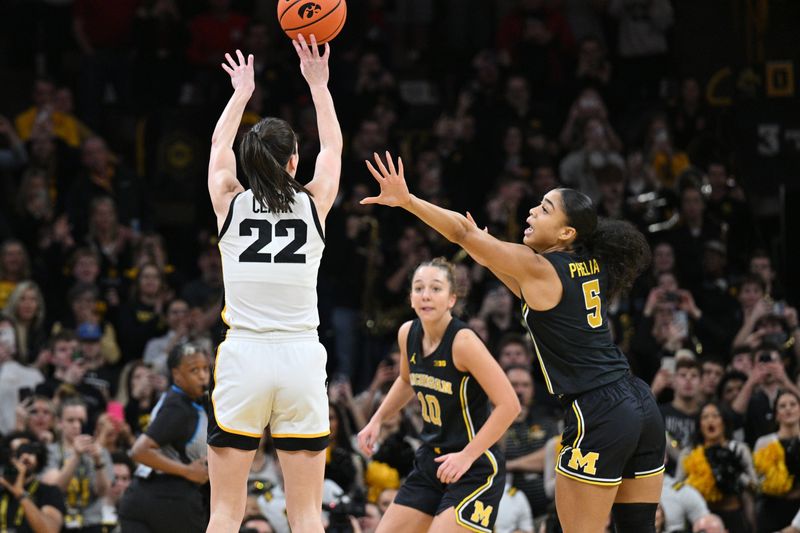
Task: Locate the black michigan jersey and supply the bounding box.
[522,251,629,396]
[406,318,491,451]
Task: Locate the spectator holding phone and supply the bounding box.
[632,271,701,383]
[34,330,106,427]
[42,397,113,532]
[732,275,772,349]
[739,312,800,374]
[731,343,800,448]
[0,315,44,435]
[0,431,65,533]
[15,396,57,445]
[355,347,400,421]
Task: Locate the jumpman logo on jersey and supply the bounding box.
[410,352,417,365]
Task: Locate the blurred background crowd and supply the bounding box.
[0,0,798,532]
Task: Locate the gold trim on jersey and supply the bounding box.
[271,431,330,439]
[634,465,665,479]
[455,449,499,533]
[455,368,499,532]
[459,376,475,440]
[522,305,554,394]
[571,400,585,449]
[217,242,231,327]
[211,341,263,439]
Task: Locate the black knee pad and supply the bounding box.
[611,502,658,533]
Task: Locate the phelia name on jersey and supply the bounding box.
[568,259,600,278]
[410,373,453,395]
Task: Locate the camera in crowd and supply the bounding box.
[1,462,19,485]
[323,492,367,533]
[0,438,46,486]
[662,291,681,303]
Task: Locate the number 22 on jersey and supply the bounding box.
[238,218,307,263]
[582,279,603,328]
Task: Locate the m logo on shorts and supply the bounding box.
[469,501,493,526]
[568,448,599,475]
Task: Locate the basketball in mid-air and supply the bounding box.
[278,0,347,45]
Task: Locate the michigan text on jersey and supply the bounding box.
[410,373,453,395]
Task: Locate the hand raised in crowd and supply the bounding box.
[183,457,209,485]
[221,49,254,95]
[677,290,702,320]
[767,357,792,386]
[650,368,673,397]
[362,152,410,208]
[747,362,771,385]
[88,440,106,463]
[0,457,28,498]
[293,34,330,88]
[72,434,94,455]
[783,305,798,329]
[368,360,397,392]
[643,287,664,317]
[748,298,772,321]
[64,358,87,385]
[0,115,21,142]
[329,379,354,404]
[33,348,52,370]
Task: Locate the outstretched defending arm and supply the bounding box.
[362,152,551,288]
[295,34,343,223]
[208,50,250,231]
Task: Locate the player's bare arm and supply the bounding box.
[293,34,343,224]
[209,50,250,231]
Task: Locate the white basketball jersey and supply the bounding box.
[218,190,325,333]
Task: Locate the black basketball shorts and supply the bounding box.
[556,374,666,486]
[394,445,505,533]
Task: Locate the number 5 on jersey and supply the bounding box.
[582,279,602,328]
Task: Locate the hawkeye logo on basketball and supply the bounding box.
[470,501,493,527]
[568,448,600,475]
[298,2,321,18]
[568,259,600,278]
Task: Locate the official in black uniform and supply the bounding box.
[358,258,520,533]
[363,154,664,533]
[118,343,211,533]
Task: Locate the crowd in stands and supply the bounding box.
[0,1,797,532]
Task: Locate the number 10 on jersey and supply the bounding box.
[417,392,442,426]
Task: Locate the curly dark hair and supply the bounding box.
[559,188,652,299]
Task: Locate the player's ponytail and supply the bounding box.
[559,188,651,299]
[239,117,312,212]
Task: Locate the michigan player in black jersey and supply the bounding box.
[206,37,342,533]
[358,258,520,533]
[362,153,664,533]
